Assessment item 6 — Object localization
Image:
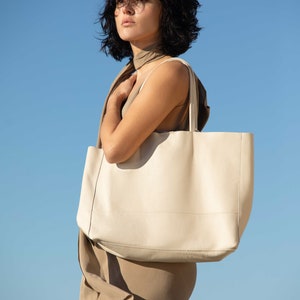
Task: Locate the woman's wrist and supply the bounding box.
[106,94,124,112]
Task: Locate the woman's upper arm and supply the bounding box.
[101,61,189,163]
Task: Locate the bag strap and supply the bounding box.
[178,58,199,132]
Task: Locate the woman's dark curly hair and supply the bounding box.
[99,0,201,61]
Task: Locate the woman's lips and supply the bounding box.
[122,18,135,26]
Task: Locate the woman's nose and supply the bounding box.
[121,2,135,15]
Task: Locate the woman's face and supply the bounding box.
[114,0,162,49]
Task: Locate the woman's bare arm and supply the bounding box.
[100,61,189,163]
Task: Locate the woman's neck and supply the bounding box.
[132,43,165,71]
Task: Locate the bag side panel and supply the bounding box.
[77,147,104,236]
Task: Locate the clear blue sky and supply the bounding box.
[0,0,299,299]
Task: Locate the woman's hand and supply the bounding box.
[106,73,137,111]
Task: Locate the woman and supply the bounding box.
[78,0,209,299]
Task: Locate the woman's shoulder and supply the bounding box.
[140,57,190,92]
[154,57,191,74]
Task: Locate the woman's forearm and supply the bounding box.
[100,74,137,163]
[102,95,123,136]
[100,94,124,162]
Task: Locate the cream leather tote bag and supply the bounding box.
[77,58,254,263]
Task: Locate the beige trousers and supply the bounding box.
[78,231,197,300]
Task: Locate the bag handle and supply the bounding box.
[162,58,199,132]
